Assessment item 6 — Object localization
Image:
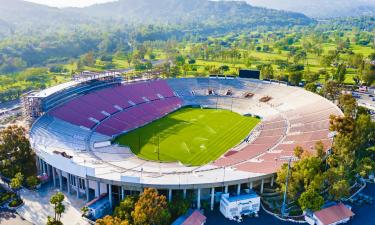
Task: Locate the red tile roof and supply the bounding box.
[182,210,206,225]
[314,203,354,225]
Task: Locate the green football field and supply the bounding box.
[115,107,260,166]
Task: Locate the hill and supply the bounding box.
[0,0,93,38]
[0,0,314,38]
[245,0,375,19]
[75,0,313,26]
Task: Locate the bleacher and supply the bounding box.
[166,78,342,173]
[31,77,342,175]
[30,115,109,152]
[49,80,182,136]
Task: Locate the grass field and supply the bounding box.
[115,107,260,166]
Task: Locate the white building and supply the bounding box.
[305,202,354,225]
[220,191,260,220]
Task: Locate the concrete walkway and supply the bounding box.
[0,209,32,225]
[16,184,89,225]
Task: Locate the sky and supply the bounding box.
[25,0,117,8]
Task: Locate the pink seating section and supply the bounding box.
[49,80,181,136]
[95,97,181,136]
[214,104,341,174]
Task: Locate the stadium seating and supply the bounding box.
[49,80,182,136]
[167,78,342,173]
[31,77,342,176]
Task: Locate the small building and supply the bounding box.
[86,193,111,220]
[219,191,260,220]
[172,209,206,225]
[305,202,354,225]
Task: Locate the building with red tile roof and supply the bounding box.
[172,210,206,225]
[305,202,354,225]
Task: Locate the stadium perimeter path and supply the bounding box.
[17,183,88,225]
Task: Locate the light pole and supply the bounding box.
[279,156,297,217]
[325,131,337,170]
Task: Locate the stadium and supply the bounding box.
[24,72,342,210]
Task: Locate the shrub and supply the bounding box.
[0,193,14,204]
[8,198,23,208]
[27,176,40,189]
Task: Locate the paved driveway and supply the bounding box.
[0,209,31,225]
[16,184,89,225]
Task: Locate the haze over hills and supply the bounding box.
[74,0,312,25]
[0,0,313,38]
[245,0,375,18]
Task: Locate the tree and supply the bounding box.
[132,188,171,225]
[114,195,139,222]
[304,71,320,83]
[182,64,190,77]
[260,64,274,80]
[305,83,317,93]
[322,80,340,101]
[276,155,324,200]
[168,194,190,221]
[170,66,180,78]
[175,55,185,66]
[361,63,375,85]
[126,53,133,67]
[95,216,130,225]
[356,157,375,178]
[26,176,40,189]
[333,63,347,83]
[49,192,65,224]
[81,206,89,217]
[338,94,357,118]
[294,146,304,159]
[0,125,36,178]
[83,52,95,66]
[219,65,230,73]
[188,59,196,64]
[289,71,303,86]
[329,180,350,201]
[329,115,355,137]
[369,52,375,61]
[298,189,324,212]
[10,172,23,196]
[315,141,325,160]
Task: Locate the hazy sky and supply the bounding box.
[25,0,117,8]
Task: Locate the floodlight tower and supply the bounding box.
[279,156,298,217]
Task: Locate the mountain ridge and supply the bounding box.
[0,0,314,37]
[245,0,375,18]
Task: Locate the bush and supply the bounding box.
[0,193,15,204]
[8,198,23,208]
[27,176,40,189]
[47,217,63,225]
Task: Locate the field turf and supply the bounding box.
[115,107,260,166]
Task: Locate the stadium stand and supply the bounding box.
[30,77,343,198]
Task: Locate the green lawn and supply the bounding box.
[115,107,260,166]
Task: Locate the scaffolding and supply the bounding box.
[22,91,44,125]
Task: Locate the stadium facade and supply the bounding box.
[25,73,342,210]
